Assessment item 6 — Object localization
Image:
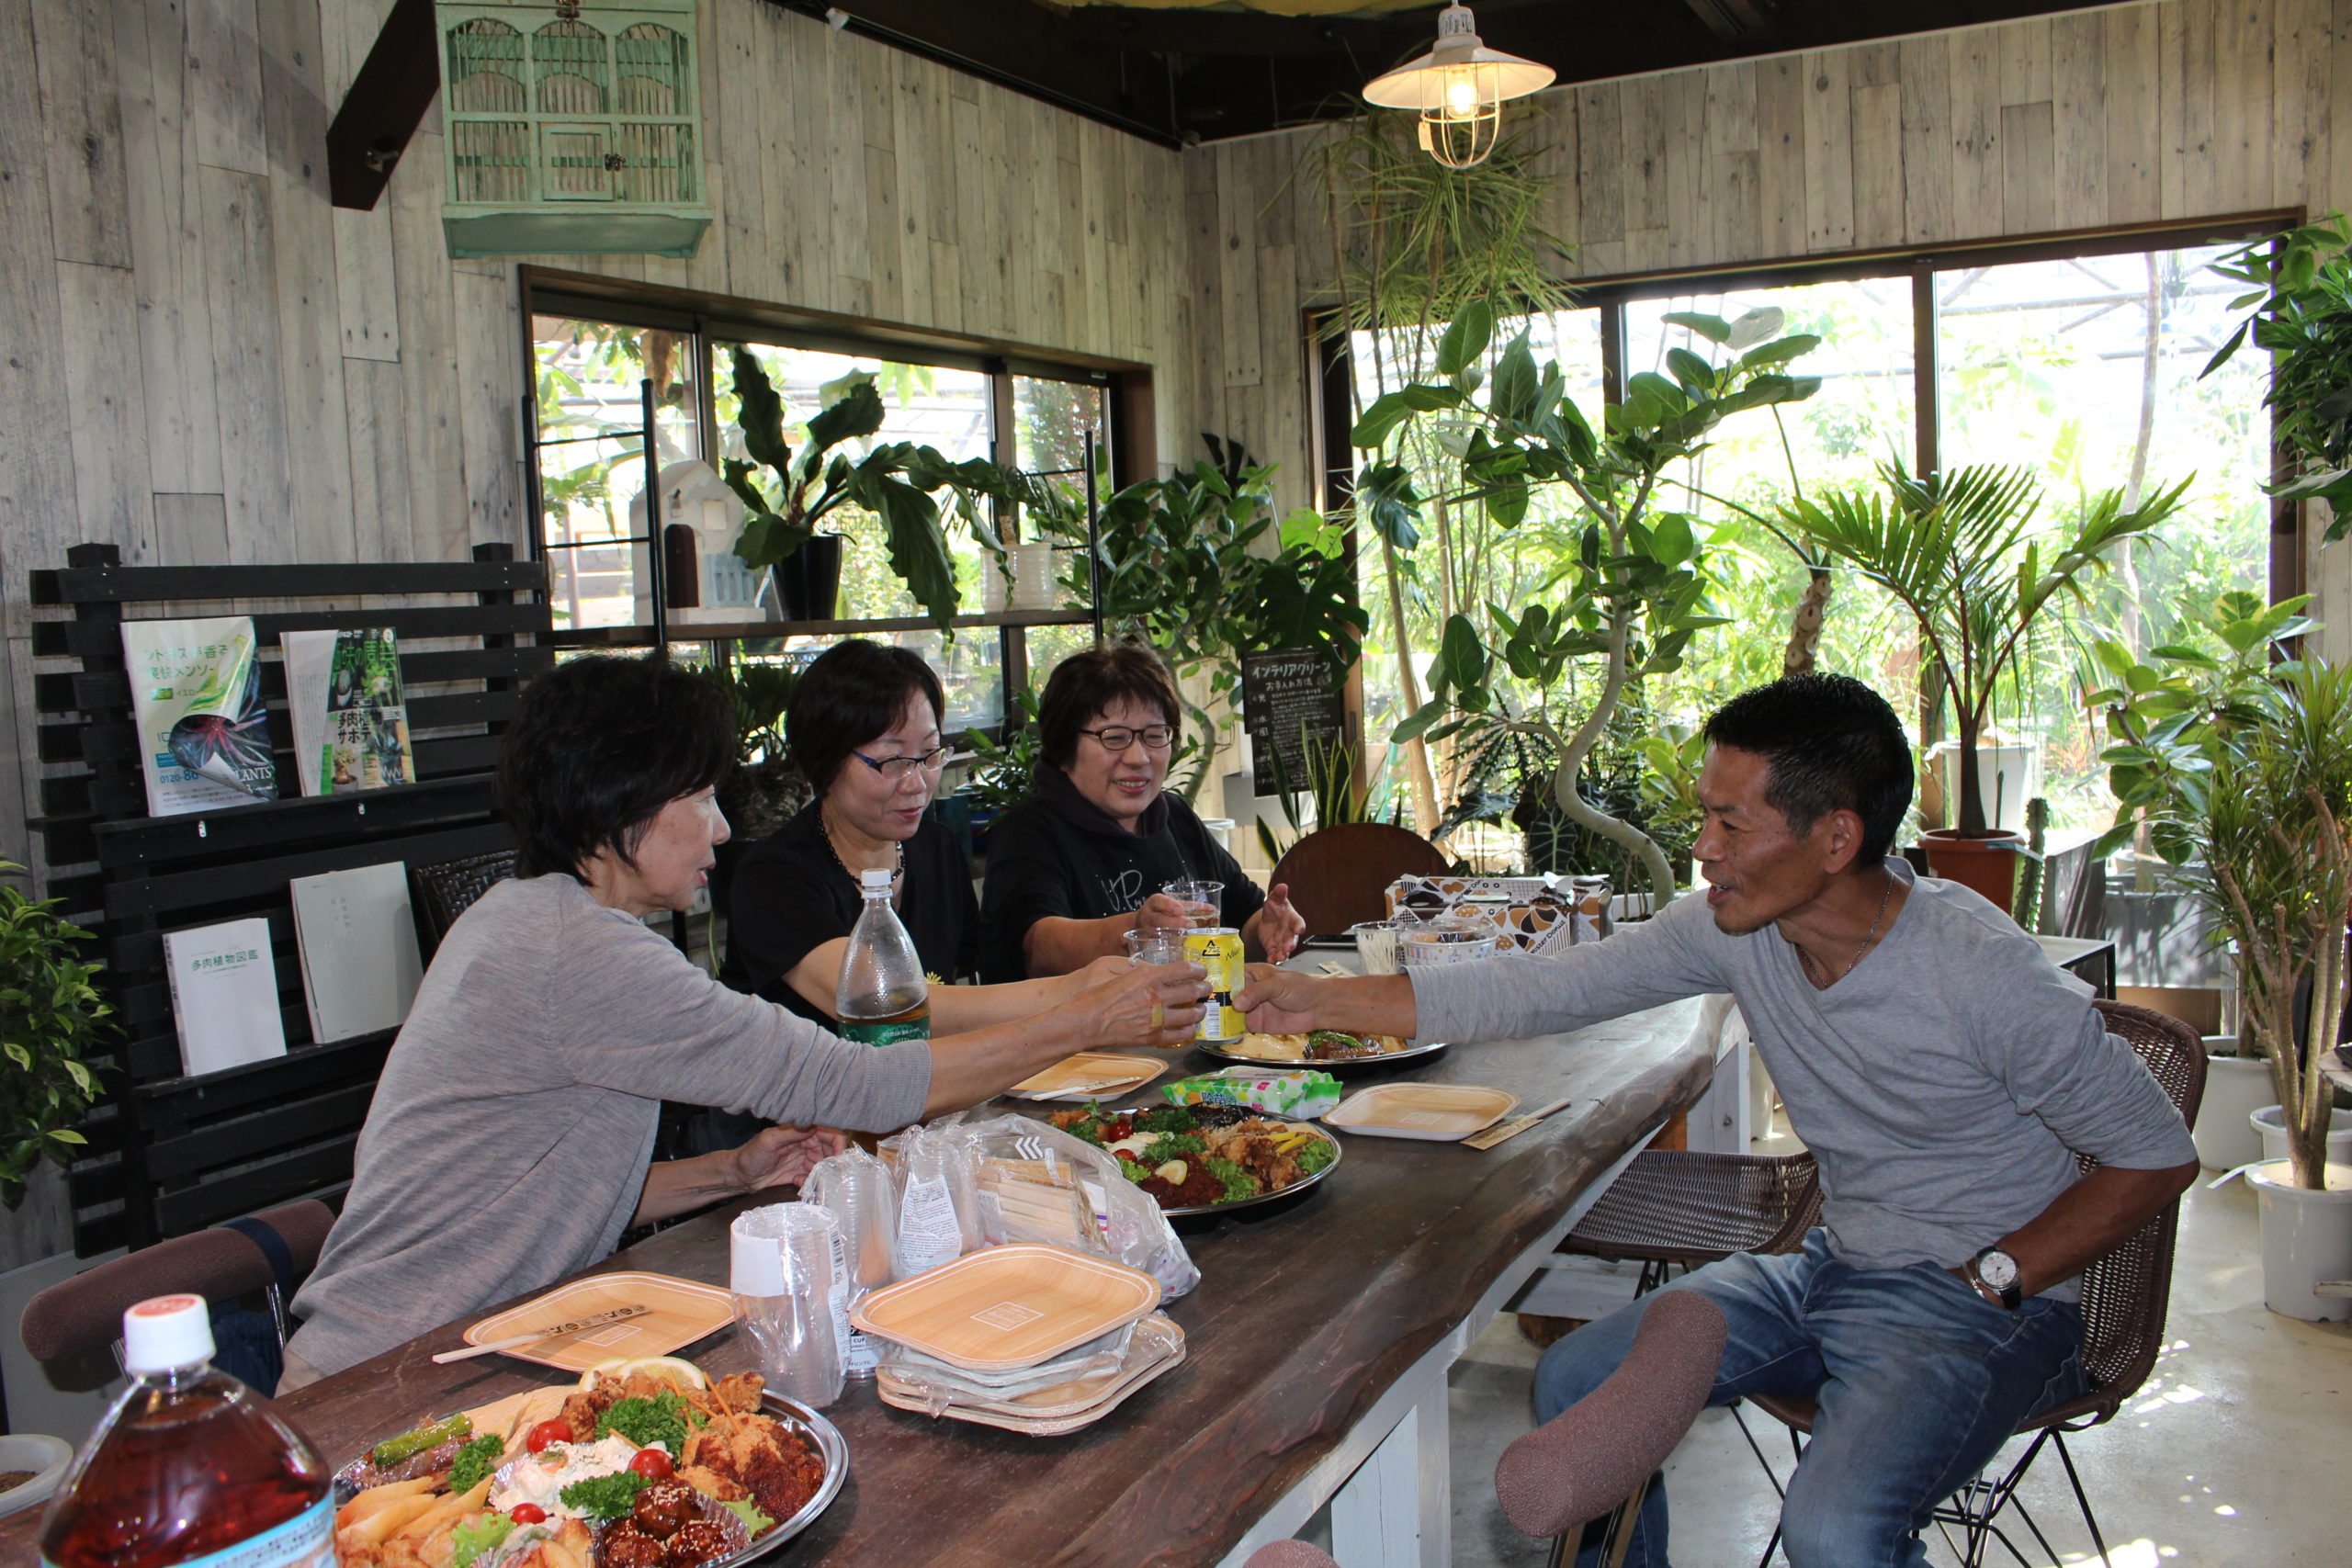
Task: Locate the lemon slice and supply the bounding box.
[573,1354,707,1392]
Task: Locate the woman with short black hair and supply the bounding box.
[979,642,1305,981]
[283,654,1204,1383]
[729,639,1145,1028]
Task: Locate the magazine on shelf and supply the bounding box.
[317,627,414,794]
[280,629,337,796]
[121,617,279,816]
[288,862,424,1044]
[162,917,288,1077]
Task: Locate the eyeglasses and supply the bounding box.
[1077,725,1176,752]
[851,745,951,782]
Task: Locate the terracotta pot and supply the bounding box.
[1920,828,2024,911]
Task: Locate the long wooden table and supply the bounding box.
[6,998,1721,1568]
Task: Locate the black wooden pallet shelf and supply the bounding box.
[30,542,547,1258]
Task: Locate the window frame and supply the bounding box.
[517,265,1140,737]
[1316,211,2308,608]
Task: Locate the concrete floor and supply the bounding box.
[1446,1177,2352,1568]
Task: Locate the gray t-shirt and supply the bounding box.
[1410,859,2192,1293]
[288,874,931,1375]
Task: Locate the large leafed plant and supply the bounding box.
[0,863,110,1211]
[722,348,1002,631]
[1371,303,1822,908]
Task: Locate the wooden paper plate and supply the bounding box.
[851,1244,1161,1371]
[876,1314,1183,1421]
[1005,1052,1168,1101]
[1324,1083,1521,1142]
[877,1344,1187,1436]
[460,1270,733,1371]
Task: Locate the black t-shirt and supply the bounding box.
[724,804,978,1023]
[978,765,1264,982]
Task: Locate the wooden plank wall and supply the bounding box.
[1193,0,2352,659]
[0,0,1202,1268]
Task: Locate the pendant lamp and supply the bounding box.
[1362,3,1555,170]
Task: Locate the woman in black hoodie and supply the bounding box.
[979,643,1305,982]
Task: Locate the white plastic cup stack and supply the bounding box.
[729,1202,846,1407]
[803,1150,899,1379]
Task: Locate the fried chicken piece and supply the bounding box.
[663,1520,737,1568]
[679,1461,746,1503]
[708,1371,765,1414]
[602,1524,669,1568]
[739,1429,824,1524]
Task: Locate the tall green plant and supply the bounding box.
[722,348,1002,631]
[0,863,109,1211]
[1785,462,2188,837]
[2203,212,2352,533]
[1373,304,1823,908]
[2199,660,2352,1190]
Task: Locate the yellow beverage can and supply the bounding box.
[1185,927,1246,1041]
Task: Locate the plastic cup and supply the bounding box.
[729,1203,846,1406]
[1349,919,1403,976]
[1162,879,1224,928]
[1124,927,1188,965]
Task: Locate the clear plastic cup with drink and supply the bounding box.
[1161,879,1224,928]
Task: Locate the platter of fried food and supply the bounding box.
[1045,1100,1342,1216]
[1201,1029,1449,1073]
[1322,1082,1521,1141]
[330,1355,843,1568]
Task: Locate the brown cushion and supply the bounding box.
[19,1200,336,1363]
[1244,1544,1341,1568]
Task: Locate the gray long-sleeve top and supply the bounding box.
[287,874,931,1375]
[1409,858,2193,1297]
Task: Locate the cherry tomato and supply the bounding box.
[508,1504,548,1526]
[628,1448,673,1483]
[524,1419,572,1454]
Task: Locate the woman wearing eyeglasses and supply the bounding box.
[978,642,1306,983]
[727,638,1152,1029]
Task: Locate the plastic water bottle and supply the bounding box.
[836,867,930,1045]
[40,1293,332,1568]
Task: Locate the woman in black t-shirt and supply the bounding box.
[727,639,1145,1027]
[979,644,1306,983]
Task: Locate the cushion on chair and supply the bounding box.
[19,1200,338,1363]
[1495,1291,1728,1539]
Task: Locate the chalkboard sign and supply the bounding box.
[1241,649,1349,796]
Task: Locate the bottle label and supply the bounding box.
[841,1017,930,1046]
[47,1494,334,1568]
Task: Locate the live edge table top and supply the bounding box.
[6,999,1716,1568]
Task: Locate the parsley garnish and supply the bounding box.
[594,1390,691,1454]
[558,1470,652,1520]
[447,1432,505,1493]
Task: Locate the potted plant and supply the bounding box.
[2086,590,2318,1168]
[1783,462,2185,908]
[2201,211,2352,539]
[958,684,1041,859]
[2196,660,2352,1319]
[1373,302,1822,911]
[0,862,110,1213]
[722,349,1005,630]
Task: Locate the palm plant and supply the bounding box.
[1784,462,2188,838]
[2199,660,2352,1190]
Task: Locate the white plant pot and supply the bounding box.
[978,560,1012,614]
[0,1433,73,1517]
[2194,1049,2277,1169]
[1007,543,1056,611]
[2250,1103,2352,1166]
[2246,1160,2352,1322]
[1928,739,2041,833]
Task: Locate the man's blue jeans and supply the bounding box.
[1532,1231,2087,1568]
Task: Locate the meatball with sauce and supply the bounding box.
[601,1523,668,1568]
[629,1480,701,1541]
[662,1519,737,1568]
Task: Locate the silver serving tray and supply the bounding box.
[1193,1036,1453,1075]
[1091,1107,1344,1218]
[334,1390,846,1566]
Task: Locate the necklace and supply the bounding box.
[1796,869,1896,989]
[819,807,902,890]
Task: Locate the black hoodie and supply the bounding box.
[977,763,1262,982]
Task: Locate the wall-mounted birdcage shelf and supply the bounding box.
[435,0,711,258]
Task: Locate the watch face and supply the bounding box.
[1978,1249,2020,1290]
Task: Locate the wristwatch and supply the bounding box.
[1967,1247,2023,1310]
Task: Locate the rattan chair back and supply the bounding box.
[412,848,519,954]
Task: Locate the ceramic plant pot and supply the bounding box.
[772,533,844,622]
[1919,829,2024,911]
[2194,1047,2275,1169]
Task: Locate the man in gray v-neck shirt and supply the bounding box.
[1238,673,2197,1568]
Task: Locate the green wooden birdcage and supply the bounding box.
[435,0,710,258]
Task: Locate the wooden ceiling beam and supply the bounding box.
[325,0,441,211]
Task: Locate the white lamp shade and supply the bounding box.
[1363,48,1554,111]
